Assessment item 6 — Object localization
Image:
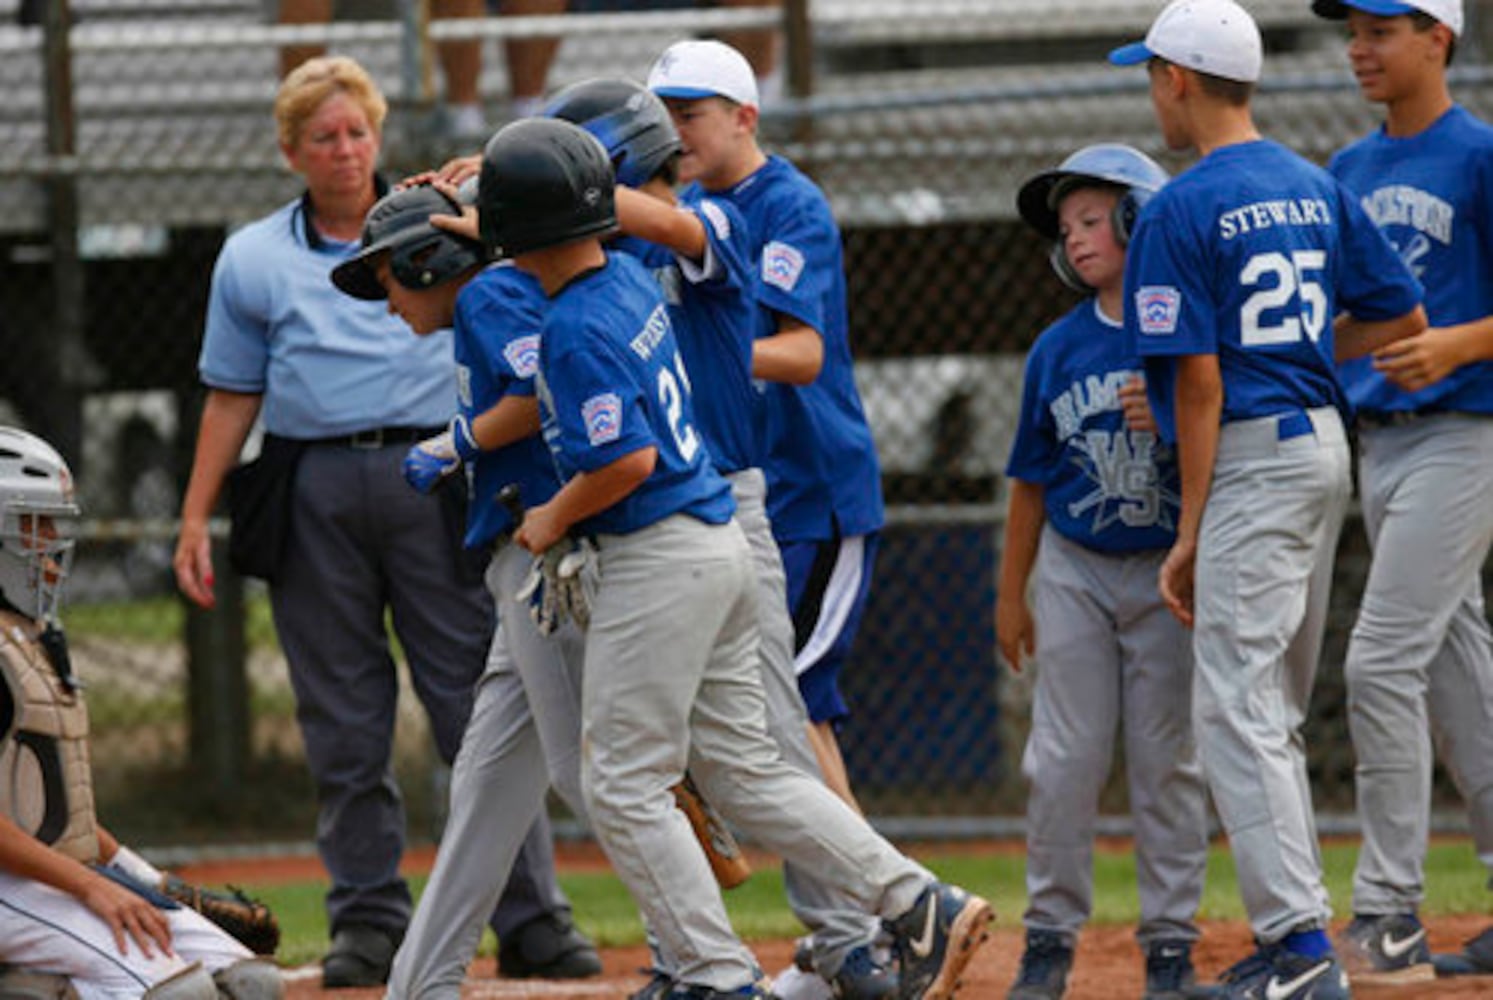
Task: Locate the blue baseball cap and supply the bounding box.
[1311,0,1462,37]
[1109,0,1263,83]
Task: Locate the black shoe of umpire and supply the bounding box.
[322,924,400,989]
[497,912,604,980]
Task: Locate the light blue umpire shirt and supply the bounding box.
[198,191,456,438]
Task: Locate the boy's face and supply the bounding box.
[376,256,455,336]
[662,96,751,188]
[1345,11,1447,104]
[1057,187,1126,294]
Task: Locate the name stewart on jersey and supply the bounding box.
[1050,370,1137,442]
[1218,198,1333,240]
[1359,185,1454,246]
[630,304,670,361]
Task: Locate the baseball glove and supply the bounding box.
[160,874,281,956]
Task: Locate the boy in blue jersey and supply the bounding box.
[330,184,602,999]
[998,144,1207,1000]
[546,78,898,999]
[481,116,992,1000]
[1312,0,1493,982]
[648,40,884,815]
[1108,1,1426,997]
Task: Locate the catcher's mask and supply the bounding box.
[0,427,80,624]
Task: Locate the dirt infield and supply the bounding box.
[184,846,1493,1000]
[272,921,1493,999]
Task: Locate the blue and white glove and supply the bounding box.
[402,415,481,494]
[516,546,566,635]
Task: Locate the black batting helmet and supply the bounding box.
[477,118,617,258]
[544,77,680,189]
[332,184,484,300]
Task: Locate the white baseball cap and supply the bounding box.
[1109,0,1263,84]
[647,40,760,108]
[1311,0,1462,38]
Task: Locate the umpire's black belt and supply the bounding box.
[310,426,445,449]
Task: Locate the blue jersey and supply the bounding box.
[613,192,761,475]
[1006,301,1180,554]
[1330,105,1493,417]
[451,262,562,549]
[535,252,735,536]
[689,155,885,542]
[1123,140,1422,442]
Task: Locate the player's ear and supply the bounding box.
[736,101,760,135]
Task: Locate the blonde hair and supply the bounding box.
[274,56,388,149]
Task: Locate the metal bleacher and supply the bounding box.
[2,0,1493,235]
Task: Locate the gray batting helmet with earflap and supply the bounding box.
[0,428,81,622]
[1016,144,1169,292]
[332,184,485,301]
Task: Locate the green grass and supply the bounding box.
[66,593,282,650]
[242,839,1491,966]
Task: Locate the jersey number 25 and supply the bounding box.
[1240,250,1326,347]
[657,349,701,463]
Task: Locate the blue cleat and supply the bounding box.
[885,882,994,1000]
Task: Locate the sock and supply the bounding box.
[510,95,543,119]
[1281,929,1331,960]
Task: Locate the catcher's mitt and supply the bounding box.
[161,874,281,956]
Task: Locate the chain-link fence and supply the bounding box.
[4,0,1492,847]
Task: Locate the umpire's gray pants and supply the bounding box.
[728,469,883,978]
[271,442,566,940]
[1192,408,1348,942]
[1023,528,1207,948]
[1348,414,1493,914]
[386,540,588,1000]
[581,515,932,991]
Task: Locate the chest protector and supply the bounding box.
[0,610,97,863]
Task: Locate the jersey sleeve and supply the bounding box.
[1332,185,1423,322]
[677,199,753,298]
[1004,333,1060,485]
[1123,202,1219,359]
[545,336,658,474]
[754,198,833,334]
[198,236,271,392]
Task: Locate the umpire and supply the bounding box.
[172,57,598,988]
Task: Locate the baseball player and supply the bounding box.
[998,144,1208,1000]
[0,427,282,1000]
[647,40,884,819]
[1310,0,1493,982]
[543,76,898,999]
[329,183,601,999]
[482,115,992,1000]
[1108,1,1426,997]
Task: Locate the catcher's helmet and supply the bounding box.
[544,78,680,189]
[0,428,80,622]
[1016,143,1169,292]
[331,184,484,301]
[477,118,617,258]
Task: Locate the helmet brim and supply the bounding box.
[1016,170,1066,239]
[331,242,392,300]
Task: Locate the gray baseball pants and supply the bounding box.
[385,540,588,1000]
[1192,407,1349,942]
[1348,414,1493,914]
[271,442,566,941]
[727,468,884,978]
[1024,527,1207,947]
[580,514,932,991]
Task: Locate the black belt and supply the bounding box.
[1357,409,1438,431]
[310,426,444,449]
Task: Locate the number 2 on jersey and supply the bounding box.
[657,350,701,462]
[1240,250,1326,347]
